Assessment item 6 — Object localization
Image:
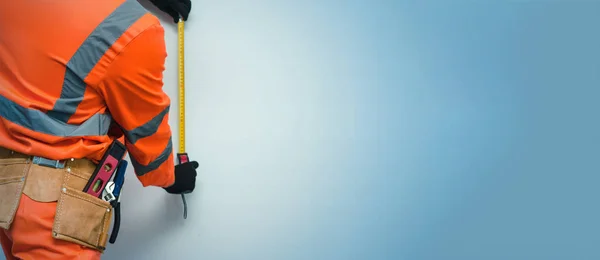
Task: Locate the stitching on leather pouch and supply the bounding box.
[55,167,110,248]
[65,190,108,207]
[100,208,111,246]
[0,177,25,185]
[98,210,106,246]
[54,170,70,235]
[57,233,95,249]
[63,188,109,246]
[64,160,94,180]
[68,170,89,180]
[55,195,64,234]
[2,159,31,225]
[0,158,28,166]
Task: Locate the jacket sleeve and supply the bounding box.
[95,23,175,188]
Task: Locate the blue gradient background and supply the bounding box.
[3,1,600,259]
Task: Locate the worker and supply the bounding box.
[0,0,196,259]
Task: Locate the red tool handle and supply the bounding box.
[177,153,189,164]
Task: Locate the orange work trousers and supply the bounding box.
[0,194,101,260]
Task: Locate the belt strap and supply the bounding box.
[32,156,66,169]
[0,147,96,171]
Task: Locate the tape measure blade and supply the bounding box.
[178,20,185,153]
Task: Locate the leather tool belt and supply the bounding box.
[0,147,113,252]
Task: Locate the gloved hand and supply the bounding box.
[164,161,198,194]
[148,0,192,23]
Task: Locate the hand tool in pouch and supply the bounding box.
[84,140,127,197]
[109,160,128,244]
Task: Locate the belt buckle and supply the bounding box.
[32,156,66,169]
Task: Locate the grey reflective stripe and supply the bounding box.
[47,0,148,122]
[124,106,170,144]
[131,138,173,176]
[0,94,111,137]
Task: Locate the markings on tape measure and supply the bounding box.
[178,19,188,220]
[178,20,185,153]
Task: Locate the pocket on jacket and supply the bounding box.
[52,186,113,252]
[0,158,30,229]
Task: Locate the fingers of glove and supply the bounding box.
[150,2,179,23]
[190,161,199,169]
[176,162,198,178]
[164,7,181,23]
[182,174,196,193]
[149,0,170,13]
[172,0,191,21]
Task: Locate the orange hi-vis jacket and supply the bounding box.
[0,0,175,187]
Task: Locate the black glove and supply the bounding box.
[164,161,198,194]
[148,0,192,23]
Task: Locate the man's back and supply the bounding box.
[0,0,176,187]
[0,1,196,258]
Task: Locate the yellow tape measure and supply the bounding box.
[178,20,186,154]
[177,19,188,219]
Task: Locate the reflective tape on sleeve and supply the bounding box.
[47,0,148,122]
[130,137,173,176]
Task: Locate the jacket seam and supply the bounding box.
[90,23,163,93]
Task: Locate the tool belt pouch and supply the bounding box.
[0,158,29,230]
[52,168,113,252]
